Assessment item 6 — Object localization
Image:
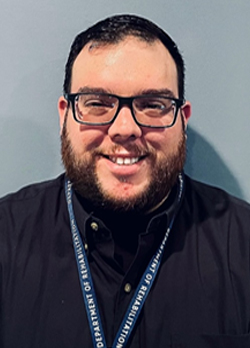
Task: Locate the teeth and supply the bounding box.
[124,158,131,165]
[110,157,140,165]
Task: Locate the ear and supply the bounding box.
[58,96,68,135]
[181,101,191,131]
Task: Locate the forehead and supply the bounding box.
[71,36,178,96]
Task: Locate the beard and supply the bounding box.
[61,119,186,213]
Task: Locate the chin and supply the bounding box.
[100,179,147,198]
[96,181,153,213]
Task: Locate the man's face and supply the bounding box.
[58,37,191,212]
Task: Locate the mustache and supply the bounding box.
[93,143,152,157]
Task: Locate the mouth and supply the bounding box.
[102,155,146,166]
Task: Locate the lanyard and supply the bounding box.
[65,173,184,348]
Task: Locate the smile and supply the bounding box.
[109,156,140,165]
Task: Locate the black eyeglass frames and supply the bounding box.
[64,92,184,129]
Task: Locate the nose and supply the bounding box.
[108,106,142,142]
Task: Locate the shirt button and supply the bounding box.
[124,283,132,293]
[84,243,88,251]
[90,222,99,231]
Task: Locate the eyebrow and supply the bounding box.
[77,86,112,94]
[76,86,177,98]
[139,88,176,98]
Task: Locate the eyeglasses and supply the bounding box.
[64,92,184,128]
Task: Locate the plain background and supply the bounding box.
[0,0,250,202]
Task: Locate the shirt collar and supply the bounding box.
[71,173,185,245]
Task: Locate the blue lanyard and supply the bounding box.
[65,173,184,348]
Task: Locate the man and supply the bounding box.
[0,14,250,348]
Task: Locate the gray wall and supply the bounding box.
[1,0,250,202]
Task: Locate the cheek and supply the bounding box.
[67,122,108,153]
[142,130,171,150]
[143,126,183,154]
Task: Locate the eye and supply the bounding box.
[136,99,164,110]
[75,94,118,118]
[84,99,114,108]
[135,97,173,114]
[78,95,116,109]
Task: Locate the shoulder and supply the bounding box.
[0,174,69,270]
[0,174,67,251]
[0,174,66,225]
[184,174,250,213]
[0,174,65,206]
[183,174,250,238]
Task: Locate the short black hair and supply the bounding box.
[63,14,185,99]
